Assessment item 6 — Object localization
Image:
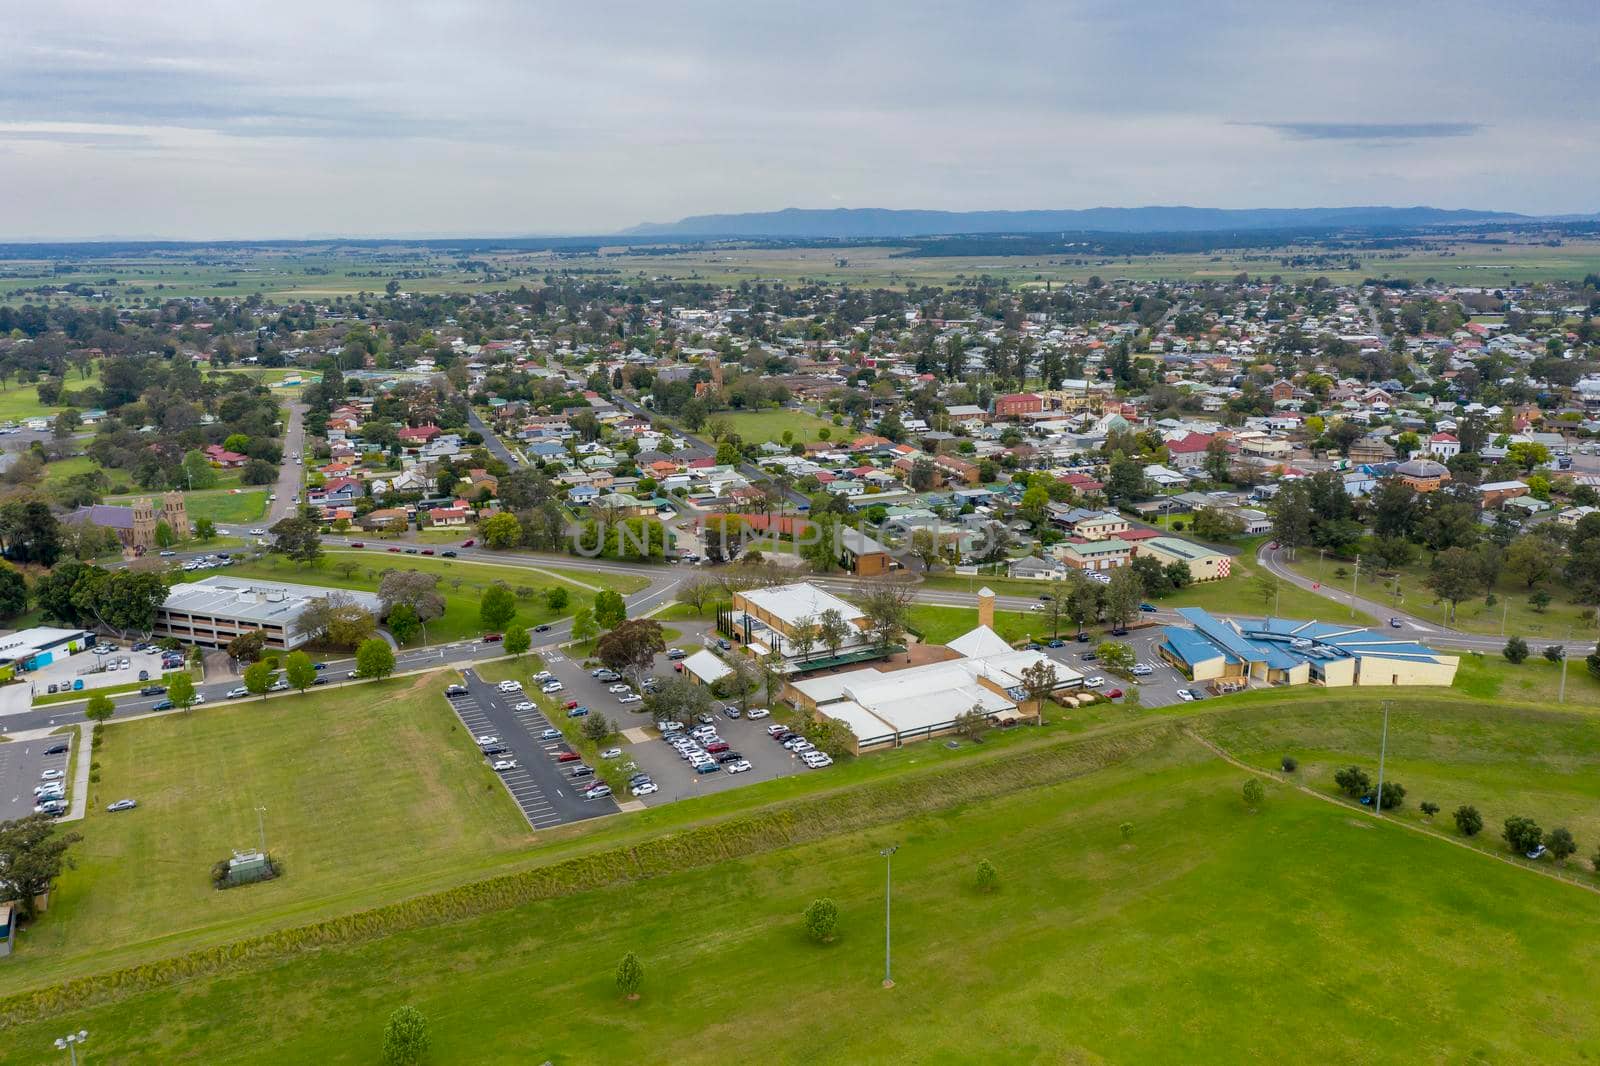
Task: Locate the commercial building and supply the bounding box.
[721,582,892,671]
[0,627,91,679]
[787,621,1083,753]
[154,577,383,651]
[1055,537,1133,572]
[1158,608,1458,689]
[1135,537,1233,581]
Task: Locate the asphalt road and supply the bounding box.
[267,401,306,524]
[466,406,523,467]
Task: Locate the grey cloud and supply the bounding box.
[1251,122,1483,141]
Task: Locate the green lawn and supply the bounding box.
[1286,552,1592,639]
[905,603,1047,644]
[101,488,268,525]
[38,453,107,489]
[12,724,1600,1063]
[183,551,646,644]
[7,674,528,987]
[0,363,103,421]
[715,408,838,446]
[1452,650,1600,706]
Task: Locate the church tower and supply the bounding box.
[130,497,157,552]
[163,491,190,538]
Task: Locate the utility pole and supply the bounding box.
[1350,555,1360,618]
[255,805,268,857]
[1373,701,1390,818]
[1560,627,1573,704]
[879,844,898,989]
[1501,597,1508,637]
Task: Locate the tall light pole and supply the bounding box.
[1559,628,1573,704]
[254,805,268,857]
[53,1030,88,1065]
[1373,701,1391,818]
[879,844,898,989]
[1350,555,1360,619]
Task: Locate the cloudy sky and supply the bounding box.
[1,1,1594,239]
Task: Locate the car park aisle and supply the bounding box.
[451,670,618,828]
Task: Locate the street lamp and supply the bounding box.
[254,806,268,857]
[879,845,898,989]
[53,1030,88,1065]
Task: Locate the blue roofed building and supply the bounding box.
[1158,608,1458,690]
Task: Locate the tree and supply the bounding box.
[1096,640,1136,677]
[1019,660,1058,712]
[1504,534,1557,589]
[1506,441,1552,472]
[974,858,999,893]
[0,814,83,921]
[1546,826,1577,864]
[227,629,268,664]
[299,592,377,649]
[582,711,614,742]
[1242,778,1265,809]
[1268,481,1313,557]
[1503,635,1530,664]
[803,897,839,943]
[387,603,421,645]
[181,448,218,490]
[596,619,667,681]
[0,500,63,565]
[859,584,913,653]
[167,671,198,713]
[1420,801,1440,818]
[1102,566,1142,631]
[503,624,531,660]
[268,509,323,565]
[284,651,318,693]
[1425,547,1482,624]
[0,561,27,621]
[1365,780,1406,810]
[194,517,217,541]
[377,570,445,625]
[244,658,275,698]
[356,638,396,680]
[1281,755,1298,773]
[953,705,991,741]
[482,511,522,550]
[593,589,627,629]
[615,951,644,1001]
[381,1005,431,1066]
[479,583,516,631]
[1453,804,1484,837]
[570,606,598,645]
[84,691,116,725]
[1334,765,1372,798]
[544,586,570,612]
[1503,815,1544,855]
[816,608,851,659]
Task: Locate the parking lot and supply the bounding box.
[1035,626,1195,709]
[446,668,618,830]
[23,643,172,699]
[624,704,812,805]
[0,732,72,821]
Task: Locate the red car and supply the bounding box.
[350,541,365,548]
[705,741,730,753]
[421,549,435,556]
[461,539,476,548]
[673,662,685,672]
[387,546,401,553]
[556,751,581,762]
[564,698,579,709]
[482,633,503,643]
[1107,689,1124,700]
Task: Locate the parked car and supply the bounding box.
[567,705,590,718]
[694,761,722,775]
[514,700,535,712]
[631,781,659,796]
[441,550,457,557]
[557,751,582,763]
[1106,688,1124,699]
[140,685,167,696]
[568,765,595,779]
[584,783,613,799]
[715,750,743,764]
[445,683,468,696]
[746,707,770,720]
[490,759,518,772]
[617,693,642,705]
[153,699,175,711]
[725,759,752,774]
[44,743,69,755]
[106,799,138,813]
[600,747,623,759]
[606,683,631,694]
[483,633,503,643]
[1047,639,1066,648]
[533,671,554,682]
[227,686,249,699]
[665,648,687,661]
[542,681,565,694]
[593,669,620,682]
[497,679,523,692]
[705,741,730,753]
[480,744,508,756]
[1131,664,1153,676]
[716,638,731,651]
[1389,617,1403,629]
[1186,688,1206,700]
[539,728,562,741]
[723,705,741,719]
[474,734,499,745]
[1139,603,1159,613]
[39,769,65,781]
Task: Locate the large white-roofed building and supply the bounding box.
[721,581,898,672]
[154,577,383,651]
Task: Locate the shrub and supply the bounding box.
[1242,778,1265,808]
[1363,780,1406,810]
[1543,645,1564,663]
[382,1005,430,1066]
[1420,801,1440,818]
[1334,765,1371,798]
[974,859,998,893]
[1503,815,1543,855]
[1546,827,1577,864]
[1453,805,1483,837]
[1503,636,1529,664]
[804,898,839,943]
[1280,755,1298,773]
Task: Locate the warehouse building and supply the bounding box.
[1135,536,1233,581]
[154,577,383,651]
[0,627,92,679]
[1158,608,1458,688]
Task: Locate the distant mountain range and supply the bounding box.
[621,205,1538,239]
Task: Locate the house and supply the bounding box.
[1426,432,1461,460]
[567,484,601,506]
[1394,458,1451,493]
[1349,435,1396,463]
[1055,508,1129,540]
[428,501,472,527]
[203,444,248,468]
[1478,480,1531,509]
[397,424,442,446]
[1007,555,1070,581]
[837,528,892,576]
[361,507,412,532]
[1165,432,1216,471]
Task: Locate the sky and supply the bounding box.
[0,0,1595,240]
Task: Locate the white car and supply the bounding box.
[474,734,499,745]
[606,684,631,694]
[541,681,564,694]
[532,671,554,683]
[497,680,523,693]
[1132,664,1154,676]
[599,747,623,759]
[39,769,65,781]
[106,799,138,813]
[616,693,642,705]
[745,707,770,720]
[632,781,659,796]
[227,686,249,699]
[1175,689,1195,702]
[803,752,834,768]
[1085,676,1105,688]
[513,701,534,712]
[490,759,518,771]
[248,528,268,536]
[725,759,752,774]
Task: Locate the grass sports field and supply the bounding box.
[716,408,839,446]
[6,690,1600,1062]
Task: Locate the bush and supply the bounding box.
[1242,778,1265,808]
[803,898,839,943]
[382,1005,430,1066]
[1280,755,1298,773]
[1503,636,1529,664]
[1453,804,1483,837]
[1334,765,1371,798]
[1363,780,1406,810]
[974,859,998,893]
[615,951,644,1000]
[1546,826,1577,864]
[1543,645,1565,663]
[1503,815,1543,855]
[1420,801,1440,818]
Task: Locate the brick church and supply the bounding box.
[67,492,190,554]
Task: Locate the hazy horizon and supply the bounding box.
[2,1,1595,240]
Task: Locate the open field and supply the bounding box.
[716,408,838,446]
[176,550,646,644]
[7,674,528,987]
[0,364,103,421]
[1286,551,1594,640]
[100,488,269,525]
[8,711,1600,1063]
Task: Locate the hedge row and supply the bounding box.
[0,722,1175,1028]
